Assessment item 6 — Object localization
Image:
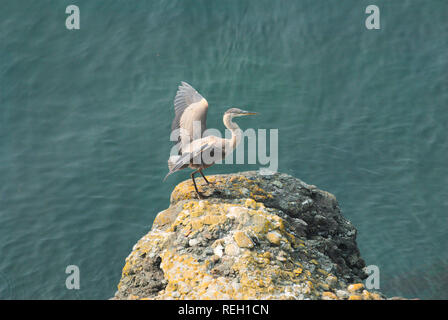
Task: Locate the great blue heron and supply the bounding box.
[164,82,257,198]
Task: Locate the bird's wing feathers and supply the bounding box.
[173,82,204,114]
[171,82,206,131]
[163,143,211,181]
[171,82,208,153]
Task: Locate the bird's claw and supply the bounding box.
[196,192,207,199]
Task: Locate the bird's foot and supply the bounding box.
[196,192,208,199]
[202,178,216,186]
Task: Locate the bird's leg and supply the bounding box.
[199,169,222,196]
[191,170,205,199]
[199,169,214,185]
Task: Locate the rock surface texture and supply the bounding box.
[114,171,385,300]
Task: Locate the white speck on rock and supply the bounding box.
[301,199,313,206]
[189,239,199,247]
[214,244,224,257]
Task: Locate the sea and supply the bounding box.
[0,0,447,299]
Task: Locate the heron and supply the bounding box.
[164,82,257,199]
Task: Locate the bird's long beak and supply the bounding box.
[241,110,257,115]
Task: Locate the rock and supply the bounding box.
[188,238,200,247]
[336,289,349,299]
[225,243,240,256]
[210,255,220,263]
[266,231,282,245]
[272,180,283,188]
[213,245,224,258]
[322,291,338,300]
[113,171,387,300]
[325,274,338,286]
[347,283,364,293]
[233,231,254,248]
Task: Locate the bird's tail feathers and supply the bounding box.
[168,155,181,172]
[163,155,180,181]
[163,144,210,182]
[163,171,173,182]
[163,155,187,181]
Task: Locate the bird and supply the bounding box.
[164,82,257,199]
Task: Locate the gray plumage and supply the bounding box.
[171,81,208,154]
[165,82,257,199]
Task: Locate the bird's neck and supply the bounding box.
[223,114,242,148]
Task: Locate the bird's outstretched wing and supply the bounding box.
[171,82,208,154]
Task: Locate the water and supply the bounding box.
[0,0,447,299]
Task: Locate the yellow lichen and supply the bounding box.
[170,174,274,205]
[322,292,338,300]
[293,268,303,276]
[233,231,254,248]
[266,231,282,245]
[370,292,383,300]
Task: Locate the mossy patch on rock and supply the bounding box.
[113,171,386,300]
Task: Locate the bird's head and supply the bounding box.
[224,108,257,117]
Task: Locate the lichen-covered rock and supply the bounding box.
[113,171,386,300]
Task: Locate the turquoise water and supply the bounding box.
[0,0,447,299]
